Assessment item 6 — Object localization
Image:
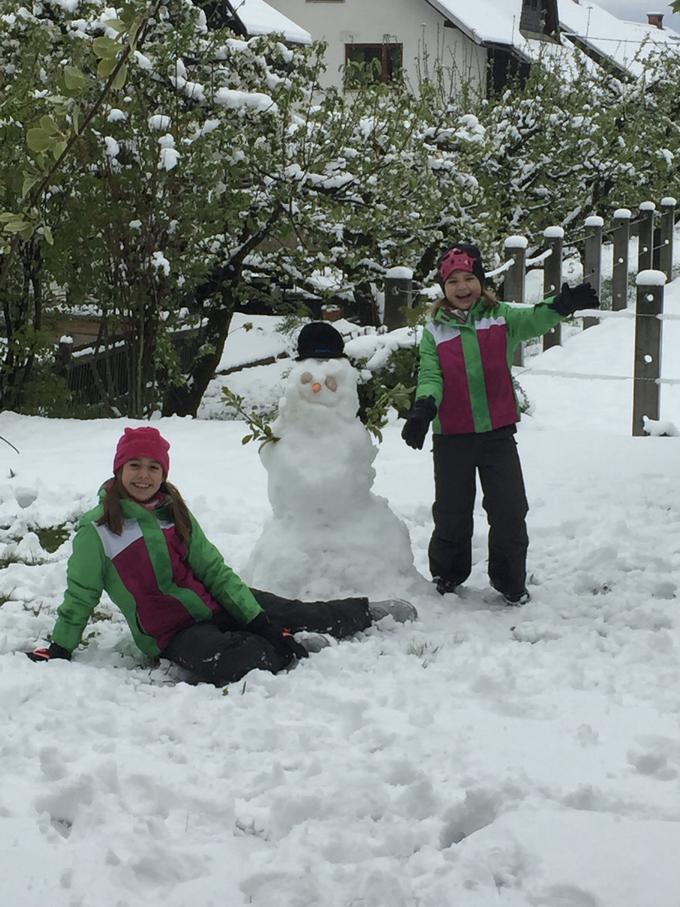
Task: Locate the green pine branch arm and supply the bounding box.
[186,516,263,625]
[51,526,106,651]
[415,328,443,407]
[501,298,563,346]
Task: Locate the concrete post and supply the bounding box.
[383,267,413,330]
[611,208,631,312]
[583,215,603,329]
[502,236,528,367]
[542,227,563,351]
[632,269,666,436]
[637,202,656,273]
[658,197,676,283]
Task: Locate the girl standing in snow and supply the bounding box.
[27,427,415,684]
[401,242,598,604]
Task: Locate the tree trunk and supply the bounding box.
[162,297,235,417]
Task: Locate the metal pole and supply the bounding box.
[502,236,527,366]
[583,215,603,329]
[383,267,413,330]
[631,270,665,436]
[637,202,656,273]
[611,208,631,312]
[542,227,563,351]
[658,197,676,283]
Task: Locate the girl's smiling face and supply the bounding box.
[444,271,482,309]
[120,458,164,502]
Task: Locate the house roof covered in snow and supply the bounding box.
[425,0,594,75]
[426,0,528,47]
[558,0,680,78]
[232,0,312,45]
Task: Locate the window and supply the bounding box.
[344,44,403,87]
[519,0,558,38]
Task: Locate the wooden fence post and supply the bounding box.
[383,267,413,330]
[583,215,603,329]
[502,236,527,366]
[658,197,676,282]
[637,202,656,273]
[632,269,666,437]
[611,208,631,311]
[542,226,563,351]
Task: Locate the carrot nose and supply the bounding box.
[311,382,322,394]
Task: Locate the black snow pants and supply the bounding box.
[162,588,372,686]
[428,426,529,595]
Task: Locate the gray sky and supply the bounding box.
[592,0,680,32]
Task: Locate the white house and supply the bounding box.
[252,0,680,91]
[260,0,494,93]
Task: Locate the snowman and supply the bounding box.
[243,322,422,600]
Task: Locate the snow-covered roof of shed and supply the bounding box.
[233,0,312,45]
[558,0,680,78]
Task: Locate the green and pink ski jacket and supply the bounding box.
[416,298,562,435]
[51,494,263,657]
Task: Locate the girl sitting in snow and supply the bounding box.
[401,242,599,605]
[27,427,416,685]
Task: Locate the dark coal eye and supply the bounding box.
[325,376,337,392]
[300,372,313,384]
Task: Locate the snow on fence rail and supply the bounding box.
[384,197,678,438]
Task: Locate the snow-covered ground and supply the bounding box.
[1,274,680,907]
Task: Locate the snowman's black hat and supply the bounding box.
[296,322,346,361]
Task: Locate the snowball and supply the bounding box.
[643,417,678,437]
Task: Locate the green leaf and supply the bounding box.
[97,57,118,79]
[4,219,32,233]
[63,65,89,91]
[39,116,58,135]
[105,19,128,34]
[112,64,128,91]
[92,36,119,60]
[51,140,67,162]
[241,434,253,445]
[42,224,54,245]
[21,175,40,198]
[26,128,52,153]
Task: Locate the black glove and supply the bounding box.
[26,642,72,663]
[401,396,437,450]
[247,613,308,667]
[551,281,600,317]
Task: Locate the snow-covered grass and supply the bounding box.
[1,277,680,906]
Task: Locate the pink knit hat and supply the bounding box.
[113,427,170,476]
[437,243,485,288]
